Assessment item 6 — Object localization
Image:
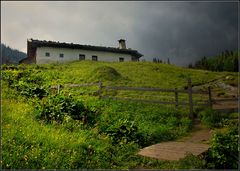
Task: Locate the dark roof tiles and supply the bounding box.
[28,39,143,58]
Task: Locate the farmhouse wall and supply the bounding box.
[36,47,133,64]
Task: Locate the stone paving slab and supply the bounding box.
[137,127,212,161]
[138,141,209,161]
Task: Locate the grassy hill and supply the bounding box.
[2,61,238,169]
[3,60,237,86]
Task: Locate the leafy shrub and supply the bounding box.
[205,126,239,169]
[144,124,179,146]
[15,70,45,85]
[36,95,96,124]
[178,153,205,169]
[105,119,145,146]
[1,64,19,70]
[228,112,238,119]
[2,69,48,99]
[16,81,48,99]
[199,108,223,128]
[180,117,192,130]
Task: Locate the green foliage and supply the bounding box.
[177,153,205,169]
[199,108,223,128]
[96,100,191,147]
[2,69,48,99]
[179,117,193,133]
[2,60,236,90]
[17,81,48,99]
[2,99,142,169]
[35,95,96,125]
[105,119,144,145]
[193,50,239,72]
[205,126,239,169]
[199,109,237,128]
[2,60,237,169]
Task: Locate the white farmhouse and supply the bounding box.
[20,39,143,64]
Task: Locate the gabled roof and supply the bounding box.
[28,39,143,58]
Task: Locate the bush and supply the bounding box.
[104,119,145,146]
[205,126,239,169]
[199,108,223,128]
[178,153,205,169]
[180,117,192,131]
[35,95,96,124]
[2,69,48,99]
[16,81,48,99]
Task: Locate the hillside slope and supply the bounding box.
[2,60,238,169]
[15,60,237,89]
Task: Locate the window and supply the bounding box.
[79,54,85,60]
[132,57,139,61]
[92,55,98,61]
[45,52,50,57]
[59,53,64,58]
[119,57,124,62]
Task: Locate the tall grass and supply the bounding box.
[17,60,233,87]
[2,96,191,169]
[2,61,237,169]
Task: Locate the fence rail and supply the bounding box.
[103,86,186,93]
[102,85,208,94]
[101,96,192,106]
[212,98,238,102]
[50,78,238,121]
[51,83,100,89]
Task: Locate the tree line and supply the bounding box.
[189,50,238,72]
[1,43,27,64]
[153,58,171,64]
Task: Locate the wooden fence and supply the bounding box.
[51,78,238,120]
[100,78,207,120]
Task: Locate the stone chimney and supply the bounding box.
[118,39,126,49]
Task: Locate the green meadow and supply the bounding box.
[1,61,238,169]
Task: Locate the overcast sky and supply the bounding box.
[1,1,238,66]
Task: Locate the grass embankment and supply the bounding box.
[2,95,192,169]
[20,60,232,87]
[1,61,238,169]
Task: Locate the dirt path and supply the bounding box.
[211,81,238,111]
[137,78,237,161]
[192,76,238,110]
[137,123,212,161]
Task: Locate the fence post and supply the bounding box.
[7,77,10,96]
[57,85,60,94]
[208,86,212,108]
[8,77,10,89]
[98,82,102,99]
[187,78,194,120]
[175,88,178,108]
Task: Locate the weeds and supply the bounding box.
[35,95,97,125]
[1,61,238,169]
[205,126,239,169]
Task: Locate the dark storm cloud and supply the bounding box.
[1,1,238,66]
[131,2,238,66]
